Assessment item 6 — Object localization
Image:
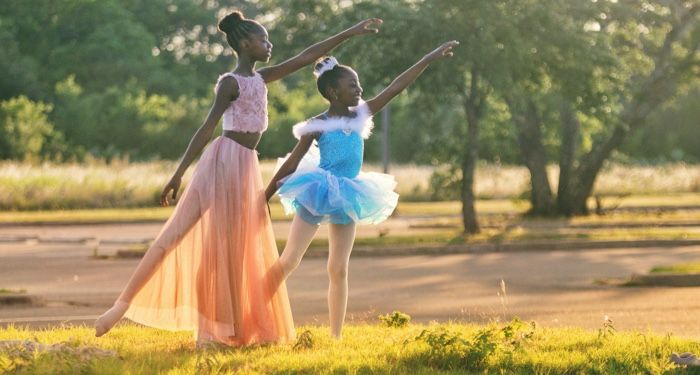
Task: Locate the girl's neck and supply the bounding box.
[233,55,257,76]
[326,102,351,118]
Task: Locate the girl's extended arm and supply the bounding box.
[258,18,382,83]
[265,134,317,201]
[366,40,459,115]
[160,78,238,206]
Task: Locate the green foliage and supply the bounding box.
[51,76,209,161]
[293,330,316,351]
[257,81,327,159]
[623,85,700,163]
[378,311,411,328]
[0,0,697,168]
[0,17,41,101]
[428,165,462,201]
[410,318,536,371]
[0,96,64,161]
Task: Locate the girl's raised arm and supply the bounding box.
[160,78,239,206]
[258,19,382,83]
[366,41,459,115]
[265,134,317,201]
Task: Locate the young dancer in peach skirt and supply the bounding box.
[94,10,382,347]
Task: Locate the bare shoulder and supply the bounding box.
[216,75,240,97]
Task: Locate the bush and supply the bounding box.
[0,96,65,162]
[429,165,461,201]
[378,311,411,328]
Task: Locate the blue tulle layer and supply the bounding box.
[278,167,399,225]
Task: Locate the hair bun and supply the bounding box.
[218,11,245,34]
[314,56,339,77]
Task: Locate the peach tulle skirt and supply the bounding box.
[123,137,295,346]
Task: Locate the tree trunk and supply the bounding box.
[508,98,556,216]
[461,69,484,234]
[556,100,581,216]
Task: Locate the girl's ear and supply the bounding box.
[239,38,250,50]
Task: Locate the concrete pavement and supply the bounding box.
[1,238,699,339]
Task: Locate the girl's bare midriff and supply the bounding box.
[223,130,262,150]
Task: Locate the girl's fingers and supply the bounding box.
[362,18,383,32]
[438,41,459,57]
[441,40,459,49]
[444,41,459,49]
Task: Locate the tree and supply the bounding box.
[560,0,700,215]
[506,0,700,216]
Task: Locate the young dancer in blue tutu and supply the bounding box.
[265,40,459,339]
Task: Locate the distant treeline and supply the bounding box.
[0,0,697,166]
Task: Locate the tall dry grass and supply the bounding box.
[1,160,698,210]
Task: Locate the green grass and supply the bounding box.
[105,221,700,259]
[1,320,698,374]
[4,194,700,225]
[650,262,700,275]
[0,288,26,294]
[0,207,176,225]
[111,226,700,259]
[0,201,507,225]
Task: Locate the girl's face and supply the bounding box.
[242,26,273,62]
[330,69,363,107]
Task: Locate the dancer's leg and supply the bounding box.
[95,189,203,337]
[326,222,356,339]
[275,215,319,281]
[118,195,202,302]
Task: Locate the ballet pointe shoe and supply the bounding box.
[94,301,129,337]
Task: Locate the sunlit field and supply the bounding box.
[1,160,699,210]
[1,318,698,374]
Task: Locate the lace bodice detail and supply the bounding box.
[215,71,268,133]
[292,102,374,178]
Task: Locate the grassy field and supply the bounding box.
[651,262,700,275]
[1,319,698,374]
[3,194,700,225]
[105,226,698,258]
[1,160,698,210]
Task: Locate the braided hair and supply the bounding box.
[218,11,264,54]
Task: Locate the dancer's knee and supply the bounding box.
[279,251,303,276]
[327,261,348,282]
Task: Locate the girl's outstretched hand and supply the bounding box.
[345,18,383,36]
[426,40,460,62]
[160,176,182,207]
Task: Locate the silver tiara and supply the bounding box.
[314,56,339,77]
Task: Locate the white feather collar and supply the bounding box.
[293,101,374,139]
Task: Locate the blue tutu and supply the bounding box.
[276,102,399,225]
[278,166,398,225]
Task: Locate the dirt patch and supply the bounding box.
[0,294,41,307]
